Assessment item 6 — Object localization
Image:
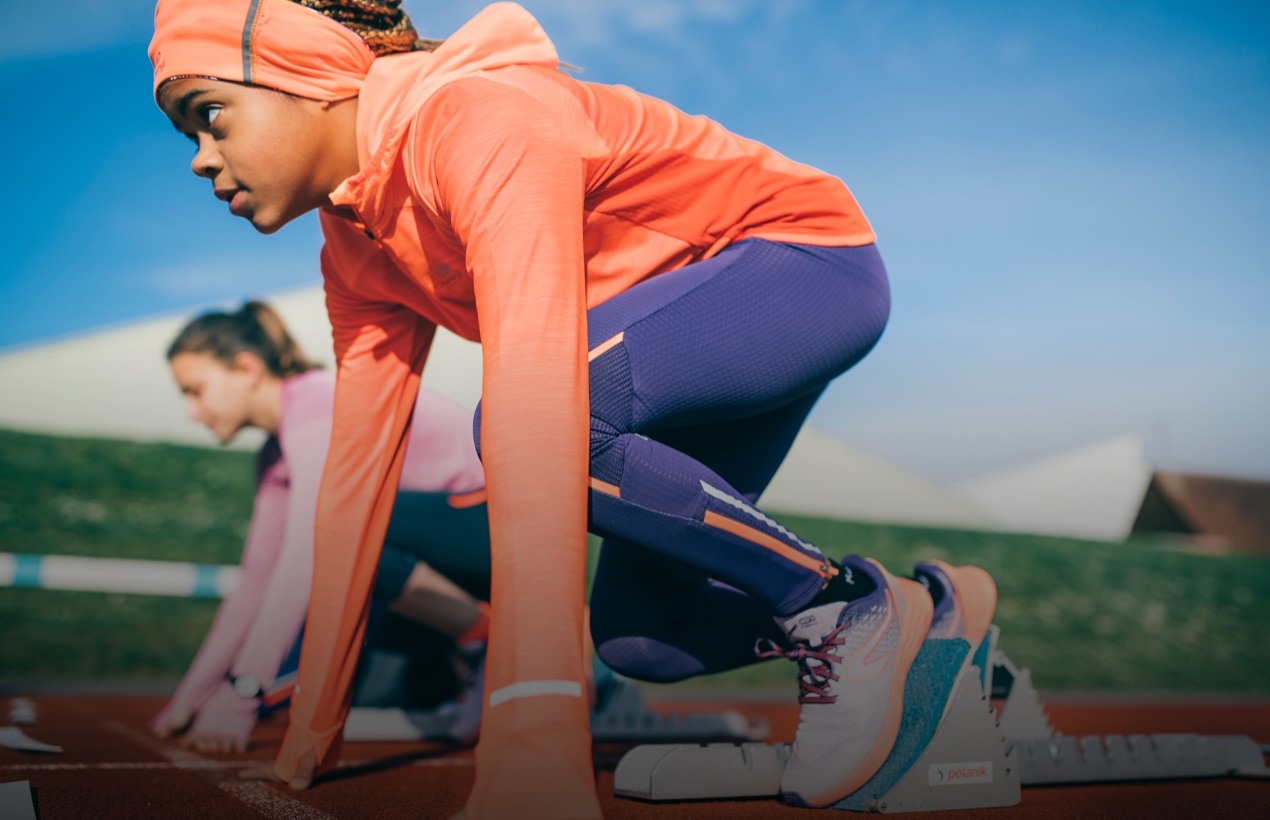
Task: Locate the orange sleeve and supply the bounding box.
[272,247,437,781]
[415,78,599,817]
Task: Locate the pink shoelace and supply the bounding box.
[756,623,848,704]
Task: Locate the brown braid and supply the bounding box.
[294,0,443,56]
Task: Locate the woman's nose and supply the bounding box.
[190,135,221,179]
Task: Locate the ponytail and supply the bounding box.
[167,300,319,378]
[294,0,444,56]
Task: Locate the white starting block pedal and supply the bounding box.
[615,636,1021,812]
[343,665,767,743]
[614,626,1270,809]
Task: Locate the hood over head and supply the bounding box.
[330,3,559,221]
[149,0,375,102]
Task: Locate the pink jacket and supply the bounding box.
[154,370,484,741]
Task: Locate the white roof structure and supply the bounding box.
[952,435,1154,541]
[0,287,484,452]
[0,286,989,530]
[761,427,992,528]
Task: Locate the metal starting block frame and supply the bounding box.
[613,626,1269,811]
[985,627,1268,786]
[343,664,768,744]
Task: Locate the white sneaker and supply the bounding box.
[758,555,932,807]
[442,641,485,744]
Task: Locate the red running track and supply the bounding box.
[1,693,1266,819]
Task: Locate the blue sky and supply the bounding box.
[1,1,1267,482]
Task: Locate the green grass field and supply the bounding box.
[2,427,1268,693]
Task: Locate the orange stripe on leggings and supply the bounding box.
[703,510,834,579]
[589,477,620,498]
[588,332,624,362]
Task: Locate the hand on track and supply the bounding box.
[151,706,193,738]
[239,749,318,790]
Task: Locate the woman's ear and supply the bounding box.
[232,351,267,385]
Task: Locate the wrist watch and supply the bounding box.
[229,674,263,699]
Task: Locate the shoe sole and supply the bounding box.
[802,562,933,807]
[928,560,997,647]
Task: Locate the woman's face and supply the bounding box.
[169,352,258,443]
[158,78,355,234]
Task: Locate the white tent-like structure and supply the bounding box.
[761,426,992,528]
[0,286,990,530]
[952,435,1154,542]
[0,287,482,452]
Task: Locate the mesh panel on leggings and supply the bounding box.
[626,239,889,426]
[588,340,633,487]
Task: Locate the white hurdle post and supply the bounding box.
[0,552,240,599]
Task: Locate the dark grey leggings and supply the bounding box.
[372,491,492,604]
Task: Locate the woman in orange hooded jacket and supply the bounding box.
[147,2,999,816]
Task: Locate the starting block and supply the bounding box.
[343,661,767,743]
[615,635,1020,811]
[613,625,1269,810]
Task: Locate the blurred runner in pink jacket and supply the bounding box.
[152,300,490,752]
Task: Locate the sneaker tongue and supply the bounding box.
[781,601,848,644]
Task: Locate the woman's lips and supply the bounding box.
[229,190,248,216]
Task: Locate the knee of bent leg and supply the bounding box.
[590,605,702,683]
[593,636,701,684]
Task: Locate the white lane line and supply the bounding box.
[105,721,338,820]
[217,780,338,820]
[0,758,473,773]
[0,761,238,772]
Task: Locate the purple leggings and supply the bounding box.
[477,239,889,682]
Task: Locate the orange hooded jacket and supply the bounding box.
[215,3,874,815]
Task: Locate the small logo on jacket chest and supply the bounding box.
[432,263,460,285]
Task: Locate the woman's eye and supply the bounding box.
[197,105,222,130]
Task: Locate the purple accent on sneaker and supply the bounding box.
[913,562,957,638]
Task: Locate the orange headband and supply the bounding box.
[150,0,375,102]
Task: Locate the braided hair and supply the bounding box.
[167,301,319,378]
[294,0,443,55]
